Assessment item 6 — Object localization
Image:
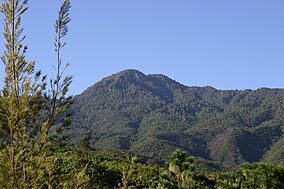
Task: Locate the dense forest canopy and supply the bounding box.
[68,69,284,169]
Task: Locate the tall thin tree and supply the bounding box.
[0,0,73,187]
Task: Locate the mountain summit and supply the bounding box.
[68,69,284,168]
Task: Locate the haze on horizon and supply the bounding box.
[0,0,283,95]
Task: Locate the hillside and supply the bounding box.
[68,69,284,169]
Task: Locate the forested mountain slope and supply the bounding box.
[68,69,284,168]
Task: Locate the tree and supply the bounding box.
[165,149,195,188]
[148,149,215,189]
[217,162,284,189]
[148,149,195,189]
[0,0,76,187]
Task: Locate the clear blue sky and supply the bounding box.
[1,0,284,95]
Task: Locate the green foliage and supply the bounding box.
[165,149,194,188]
[217,162,284,189]
[148,149,215,189]
[43,149,284,189]
[68,69,284,168]
[48,149,284,189]
[0,0,75,187]
[119,163,159,189]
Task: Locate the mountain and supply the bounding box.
[67,69,284,169]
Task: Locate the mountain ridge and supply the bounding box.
[68,69,284,169]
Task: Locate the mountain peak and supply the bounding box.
[117,69,144,75]
[100,69,147,84]
[70,70,284,168]
[79,69,185,105]
[113,69,145,78]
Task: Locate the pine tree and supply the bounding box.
[0,0,74,187]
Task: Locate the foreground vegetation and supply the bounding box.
[12,146,283,189]
[0,0,74,187]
